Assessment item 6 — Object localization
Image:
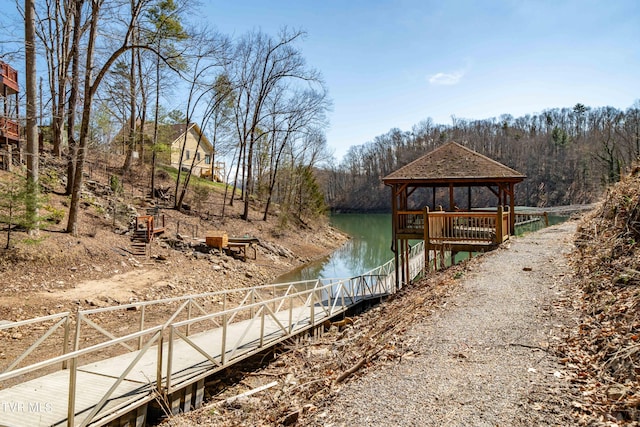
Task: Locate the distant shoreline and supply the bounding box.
[330,204,597,216]
[515,204,596,215]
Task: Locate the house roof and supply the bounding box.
[111,120,213,153]
[382,141,525,185]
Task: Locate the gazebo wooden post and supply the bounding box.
[391,184,400,291]
[399,185,407,288]
[448,183,454,211]
[509,182,516,235]
[496,205,504,244]
[424,206,430,272]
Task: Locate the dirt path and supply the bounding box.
[40,269,171,304]
[307,221,579,426]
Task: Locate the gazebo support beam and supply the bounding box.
[449,183,454,211]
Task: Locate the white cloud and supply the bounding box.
[428,70,465,85]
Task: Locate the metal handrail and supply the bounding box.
[0,312,72,373]
[0,244,426,426]
[73,283,311,349]
[162,276,371,393]
[0,242,423,382]
[0,325,162,383]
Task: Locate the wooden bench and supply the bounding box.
[226,242,249,260]
[226,238,258,260]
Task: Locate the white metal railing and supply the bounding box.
[0,312,72,374]
[0,244,426,426]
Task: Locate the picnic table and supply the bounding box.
[227,237,259,260]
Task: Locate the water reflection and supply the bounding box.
[273,214,392,283]
[273,212,568,284]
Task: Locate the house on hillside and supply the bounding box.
[165,122,213,177]
[112,120,223,179]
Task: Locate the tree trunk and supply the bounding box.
[230,140,243,207]
[136,45,146,166]
[67,0,99,236]
[122,46,136,172]
[242,136,254,220]
[65,0,83,195]
[25,0,39,233]
[150,52,160,197]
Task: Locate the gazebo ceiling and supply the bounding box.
[382,141,526,186]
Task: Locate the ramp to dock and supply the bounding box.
[0,243,425,427]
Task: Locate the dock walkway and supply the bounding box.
[0,242,425,427]
[1,305,327,427]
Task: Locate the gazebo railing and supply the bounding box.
[396,207,509,245]
[426,208,509,245]
[396,210,425,233]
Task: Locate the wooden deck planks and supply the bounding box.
[0,303,342,427]
[0,370,148,427]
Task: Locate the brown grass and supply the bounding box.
[563,164,640,425]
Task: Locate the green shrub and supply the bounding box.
[110,175,123,195]
[41,204,65,224]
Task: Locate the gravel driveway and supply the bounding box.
[306,221,579,426]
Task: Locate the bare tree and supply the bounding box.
[172,30,230,210]
[226,28,324,221]
[65,0,84,195]
[145,0,188,196]
[67,0,172,234]
[33,0,76,158]
[261,87,329,220]
[25,0,39,232]
[121,23,138,173]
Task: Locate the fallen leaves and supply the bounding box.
[165,267,465,427]
[560,167,640,425]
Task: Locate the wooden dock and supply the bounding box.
[0,304,335,427]
[0,244,426,427]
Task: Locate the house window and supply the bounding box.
[205,154,211,165]
[197,152,201,161]
[186,150,190,160]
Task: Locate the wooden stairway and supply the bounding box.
[130,213,166,257]
[131,228,150,257]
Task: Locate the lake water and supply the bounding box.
[273,214,393,283]
[273,212,565,284]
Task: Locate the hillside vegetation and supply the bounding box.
[564,164,640,424]
[324,103,640,212]
[0,154,346,322]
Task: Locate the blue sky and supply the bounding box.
[201,0,640,161]
[1,1,637,161]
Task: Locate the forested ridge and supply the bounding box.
[322,102,640,212]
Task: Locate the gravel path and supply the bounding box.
[307,221,579,426]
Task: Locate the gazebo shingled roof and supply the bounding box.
[382,141,525,183]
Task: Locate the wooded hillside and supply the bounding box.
[323,103,640,211]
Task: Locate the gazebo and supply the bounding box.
[382,141,526,288]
